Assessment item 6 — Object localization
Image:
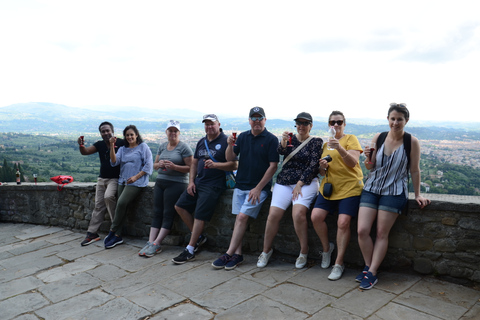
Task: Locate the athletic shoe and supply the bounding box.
[355,266,370,282]
[105,235,123,249]
[212,253,231,269]
[81,232,100,246]
[257,249,273,268]
[194,234,207,252]
[295,253,308,269]
[138,242,152,256]
[104,231,115,245]
[328,264,345,281]
[359,271,378,290]
[172,248,195,264]
[321,242,335,269]
[225,254,244,270]
[144,243,162,257]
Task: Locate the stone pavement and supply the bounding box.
[1,223,479,320]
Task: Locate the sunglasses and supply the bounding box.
[390,103,407,108]
[329,120,344,126]
[250,116,264,121]
[295,121,311,126]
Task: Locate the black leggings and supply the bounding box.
[151,179,188,230]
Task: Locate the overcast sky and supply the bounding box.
[1,0,479,122]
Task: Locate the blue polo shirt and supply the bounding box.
[233,128,279,191]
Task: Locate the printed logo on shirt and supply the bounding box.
[215,144,221,150]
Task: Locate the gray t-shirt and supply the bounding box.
[156,141,193,184]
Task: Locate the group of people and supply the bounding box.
[77,103,430,290]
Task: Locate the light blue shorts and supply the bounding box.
[232,188,269,219]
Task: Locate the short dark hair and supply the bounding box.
[123,125,143,147]
[328,111,345,123]
[99,121,114,132]
[388,103,410,120]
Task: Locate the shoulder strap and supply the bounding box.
[204,139,218,162]
[403,132,411,169]
[376,131,411,168]
[376,131,388,152]
[282,136,314,166]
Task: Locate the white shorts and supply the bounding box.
[270,178,319,210]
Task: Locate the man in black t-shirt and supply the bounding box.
[77,121,124,246]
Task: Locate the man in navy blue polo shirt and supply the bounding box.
[172,114,238,264]
[212,106,279,270]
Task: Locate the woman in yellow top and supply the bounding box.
[311,111,364,280]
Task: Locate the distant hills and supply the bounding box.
[1,102,479,140]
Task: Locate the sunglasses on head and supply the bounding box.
[329,120,344,126]
[295,120,311,126]
[390,103,407,108]
[250,116,264,121]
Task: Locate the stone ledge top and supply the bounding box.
[2,182,480,205]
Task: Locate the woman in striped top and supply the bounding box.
[356,103,430,290]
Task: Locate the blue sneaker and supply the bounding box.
[225,254,244,270]
[212,253,231,269]
[105,235,123,249]
[355,266,369,282]
[359,271,378,290]
[104,231,115,245]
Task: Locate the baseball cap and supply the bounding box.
[294,112,313,123]
[166,120,180,131]
[202,114,219,122]
[249,106,266,118]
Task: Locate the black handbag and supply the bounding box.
[323,169,333,197]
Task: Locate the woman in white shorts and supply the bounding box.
[257,112,323,269]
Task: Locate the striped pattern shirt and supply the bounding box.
[364,143,408,197]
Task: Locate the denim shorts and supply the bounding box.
[313,193,361,217]
[359,190,408,214]
[232,189,269,219]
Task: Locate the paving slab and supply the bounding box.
[161,263,240,297]
[86,263,129,282]
[0,255,64,282]
[394,291,469,319]
[30,229,75,243]
[310,306,363,320]
[55,241,105,261]
[16,226,64,240]
[461,302,480,320]
[289,265,359,297]
[150,302,213,320]
[0,276,44,300]
[35,289,114,320]
[0,292,49,320]
[37,272,100,303]
[190,277,268,313]
[409,278,480,309]
[124,283,186,313]
[332,288,397,318]
[373,302,443,320]
[262,282,336,315]
[4,240,53,256]
[215,295,309,320]
[46,232,84,244]
[241,260,306,287]
[36,257,100,283]
[374,272,422,294]
[80,297,150,320]
[13,314,40,320]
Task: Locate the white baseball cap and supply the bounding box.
[166,120,180,130]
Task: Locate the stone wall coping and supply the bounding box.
[3,182,480,205]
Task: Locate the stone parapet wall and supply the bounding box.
[1,182,480,285]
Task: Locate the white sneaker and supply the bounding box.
[295,253,308,269]
[328,264,345,280]
[321,242,335,269]
[257,249,273,268]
